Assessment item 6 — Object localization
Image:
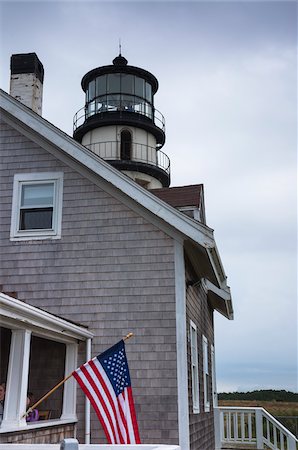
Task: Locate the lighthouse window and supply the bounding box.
[96,75,107,96]
[120,130,132,160]
[88,80,95,101]
[107,74,120,93]
[135,77,145,98]
[121,74,134,94]
[145,82,152,102]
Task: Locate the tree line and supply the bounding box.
[218,390,298,402]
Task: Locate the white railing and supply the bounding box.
[0,442,180,450]
[215,407,298,450]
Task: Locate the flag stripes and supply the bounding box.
[73,340,140,444]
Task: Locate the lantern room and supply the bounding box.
[73,55,170,188]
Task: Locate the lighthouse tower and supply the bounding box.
[73,54,170,189]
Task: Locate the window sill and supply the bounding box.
[0,418,77,434]
[10,233,61,241]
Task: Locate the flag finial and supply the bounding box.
[123,332,133,341]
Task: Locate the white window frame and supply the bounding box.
[190,320,200,413]
[0,293,93,433]
[203,335,210,412]
[10,172,63,241]
[211,344,218,407]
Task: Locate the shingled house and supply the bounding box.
[0,53,233,450]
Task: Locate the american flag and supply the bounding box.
[72,340,141,444]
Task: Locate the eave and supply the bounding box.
[0,292,94,342]
[203,279,234,320]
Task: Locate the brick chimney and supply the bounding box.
[10,53,44,115]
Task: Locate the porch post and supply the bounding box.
[255,408,264,449]
[61,342,78,420]
[1,329,31,429]
[214,407,221,450]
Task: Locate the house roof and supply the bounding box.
[150,185,203,208]
[0,88,233,319]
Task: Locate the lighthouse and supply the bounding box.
[73,54,170,189]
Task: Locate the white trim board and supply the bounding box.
[0,292,94,341]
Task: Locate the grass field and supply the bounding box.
[218,400,298,417]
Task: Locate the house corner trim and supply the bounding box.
[174,240,190,450]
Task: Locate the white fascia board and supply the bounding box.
[0,89,214,250]
[0,292,94,340]
[203,279,234,320]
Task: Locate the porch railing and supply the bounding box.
[215,407,298,450]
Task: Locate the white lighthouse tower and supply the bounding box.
[73,54,170,189]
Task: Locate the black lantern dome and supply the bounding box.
[73,55,170,188]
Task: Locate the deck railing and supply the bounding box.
[215,407,298,450]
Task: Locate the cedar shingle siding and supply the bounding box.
[186,263,215,450]
[0,120,179,444]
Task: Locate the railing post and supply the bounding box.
[255,408,264,449]
[214,407,222,450]
[287,435,297,450]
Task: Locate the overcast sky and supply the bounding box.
[0,1,297,393]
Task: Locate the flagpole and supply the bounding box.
[21,332,134,419]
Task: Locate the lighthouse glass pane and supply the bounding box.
[145,82,152,102]
[88,80,95,101]
[146,103,152,119]
[121,95,134,112]
[121,74,134,94]
[135,77,145,98]
[107,74,120,93]
[106,94,120,111]
[96,75,107,96]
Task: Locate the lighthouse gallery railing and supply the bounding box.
[83,141,170,176]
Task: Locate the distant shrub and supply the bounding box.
[218,390,298,402]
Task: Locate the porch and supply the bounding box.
[215,407,298,450]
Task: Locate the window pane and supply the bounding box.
[106,94,120,111]
[0,327,10,426]
[135,77,144,98]
[96,75,107,96]
[88,80,95,101]
[121,94,135,112]
[20,208,53,230]
[21,183,54,207]
[121,74,134,94]
[0,327,11,385]
[28,336,66,420]
[145,82,152,102]
[107,74,121,93]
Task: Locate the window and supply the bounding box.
[203,335,210,412]
[0,293,93,432]
[121,74,134,94]
[190,320,199,413]
[10,172,63,240]
[96,75,107,96]
[135,77,145,98]
[107,74,121,93]
[120,130,132,160]
[87,79,95,101]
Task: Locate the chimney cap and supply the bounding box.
[10,52,44,83]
